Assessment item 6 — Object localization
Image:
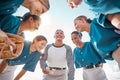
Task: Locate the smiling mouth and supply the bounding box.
[57,37,62,38]
[34,27,38,30]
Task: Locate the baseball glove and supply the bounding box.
[0,33,24,59]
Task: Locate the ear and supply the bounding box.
[28,17,33,22]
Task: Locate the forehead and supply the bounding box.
[55,29,64,33]
[40,3,48,14]
[74,17,85,24]
[71,33,78,37]
[71,34,79,39]
[71,32,82,37]
[74,19,80,22]
[39,0,49,9]
[75,17,84,21]
[36,40,47,43]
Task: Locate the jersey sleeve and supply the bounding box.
[0,15,20,34]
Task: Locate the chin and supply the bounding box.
[30,29,35,32]
[78,0,82,5]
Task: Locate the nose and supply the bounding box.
[69,1,78,8]
[69,2,74,8]
[34,26,38,30]
[75,25,79,30]
[31,10,41,16]
[34,10,41,16]
[36,11,41,16]
[35,27,39,30]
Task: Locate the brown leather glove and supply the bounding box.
[0,33,24,59]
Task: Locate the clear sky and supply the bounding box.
[13,0,120,80]
[14,0,95,47]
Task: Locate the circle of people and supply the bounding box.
[0,0,120,80]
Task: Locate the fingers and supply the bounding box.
[111,14,120,29]
[42,68,49,74]
[11,52,18,57]
[118,44,120,47]
[6,38,17,51]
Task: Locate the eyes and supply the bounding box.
[55,31,64,35]
[37,22,40,27]
[56,32,64,35]
[72,36,78,41]
[35,8,44,15]
[34,20,40,28]
[41,42,46,46]
[37,41,47,49]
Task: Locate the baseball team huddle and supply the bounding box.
[0,0,120,80]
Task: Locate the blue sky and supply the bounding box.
[48,0,95,23]
[14,0,94,46]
